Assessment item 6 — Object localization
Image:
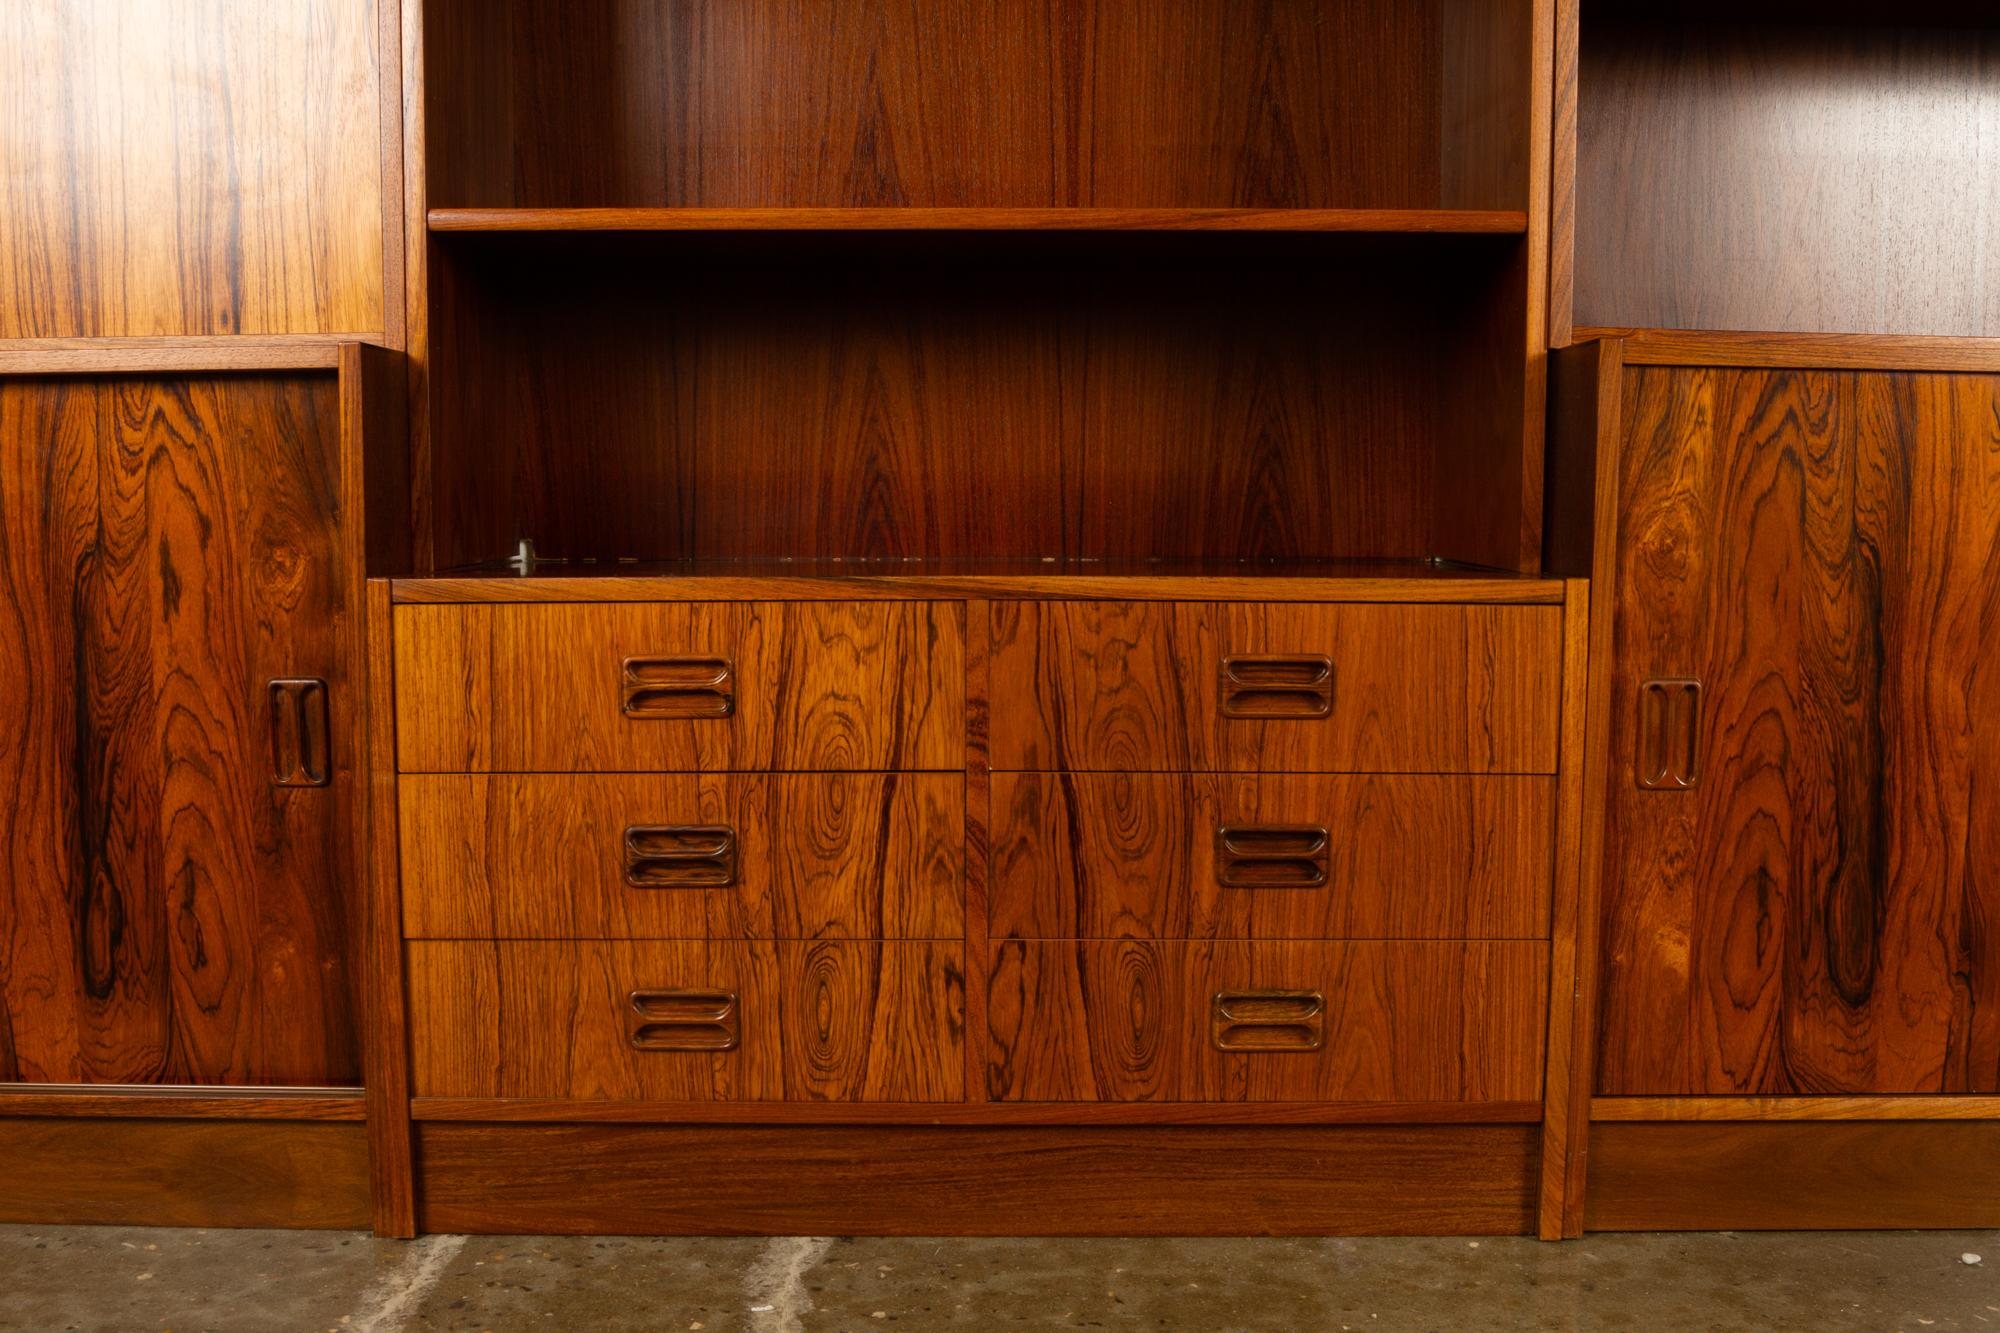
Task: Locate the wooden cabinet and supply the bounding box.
[989,772,1555,940]
[409,940,966,1102]
[0,347,394,1088]
[989,601,1563,773]
[401,773,964,940]
[394,601,965,772]
[1580,356,2000,1098]
[986,940,1547,1103]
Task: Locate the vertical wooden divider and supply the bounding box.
[1536,578,1592,1238]
[963,601,992,1103]
[363,579,418,1237]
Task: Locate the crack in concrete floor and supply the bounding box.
[0,1227,1994,1332]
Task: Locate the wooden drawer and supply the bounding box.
[986,940,1545,1102]
[990,773,1553,940]
[395,601,964,772]
[401,773,964,940]
[409,941,964,1101]
[989,601,1561,772]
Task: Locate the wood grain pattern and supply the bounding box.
[427,239,1537,570]
[1587,330,2000,375]
[1576,19,2000,337]
[0,373,358,1086]
[362,579,416,1236]
[392,565,1568,605]
[0,339,347,375]
[410,1098,1544,1126]
[989,601,1563,773]
[425,0,1525,212]
[1593,1096,2000,1122]
[0,1085,362,1120]
[1536,578,1592,1239]
[1585,1121,2000,1231]
[1598,366,2000,1095]
[429,207,1530,233]
[0,1118,369,1229]
[988,773,1554,940]
[986,941,1546,1103]
[400,773,964,940]
[409,940,965,1102]
[393,601,964,772]
[0,0,388,338]
[417,1122,1540,1236]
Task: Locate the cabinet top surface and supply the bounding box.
[388,559,1570,605]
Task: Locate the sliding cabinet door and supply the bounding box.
[1598,365,2000,1095]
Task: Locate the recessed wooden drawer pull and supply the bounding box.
[621,656,734,719]
[1211,990,1325,1052]
[267,677,331,787]
[626,988,740,1051]
[1636,677,1702,790]
[623,825,738,888]
[1219,655,1334,719]
[1214,824,1330,888]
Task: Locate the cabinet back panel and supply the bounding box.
[1576,19,2000,336]
[430,238,1524,566]
[0,375,359,1086]
[427,0,1531,212]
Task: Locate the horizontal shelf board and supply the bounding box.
[1573,327,2000,373]
[430,206,1529,235]
[1592,1096,2000,1122]
[411,1098,1544,1126]
[391,558,1566,605]
[0,336,357,375]
[0,1084,366,1121]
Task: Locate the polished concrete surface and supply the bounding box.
[1,1227,1993,1331]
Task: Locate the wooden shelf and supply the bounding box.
[391,558,1568,605]
[429,207,1529,236]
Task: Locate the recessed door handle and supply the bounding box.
[267,678,330,787]
[627,989,740,1051]
[1215,825,1330,888]
[622,656,734,719]
[1219,656,1333,719]
[1211,990,1325,1052]
[624,825,738,888]
[1637,677,1702,790]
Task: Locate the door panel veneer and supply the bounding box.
[989,601,1562,773]
[409,941,965,1102]
[401,773,964,940]
[987,940,1546,1102]
[394,601,964,772]
[990,773,1554,940]
[0,374,358,1086]
[1598,365,2000,1095]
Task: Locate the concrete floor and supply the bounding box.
[0,1228,1993,1332]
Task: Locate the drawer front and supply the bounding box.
[990,773,1553,940]
[402,773,964,940]
[395,602,964,772]
[986,940,1545,1102]
[989,601,1561,772]
[409,941,965,1101]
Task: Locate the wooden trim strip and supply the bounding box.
[1535,577,1592,1238]
[0,337,356,374]
[0,1086,365,1121]
[429,206,1531,235]
[363,579,419,1237]
[1573,328,2000,373]
[1593,1097,2000,1122]
[409,1099,1546,1126]
[391,575,1568,605]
